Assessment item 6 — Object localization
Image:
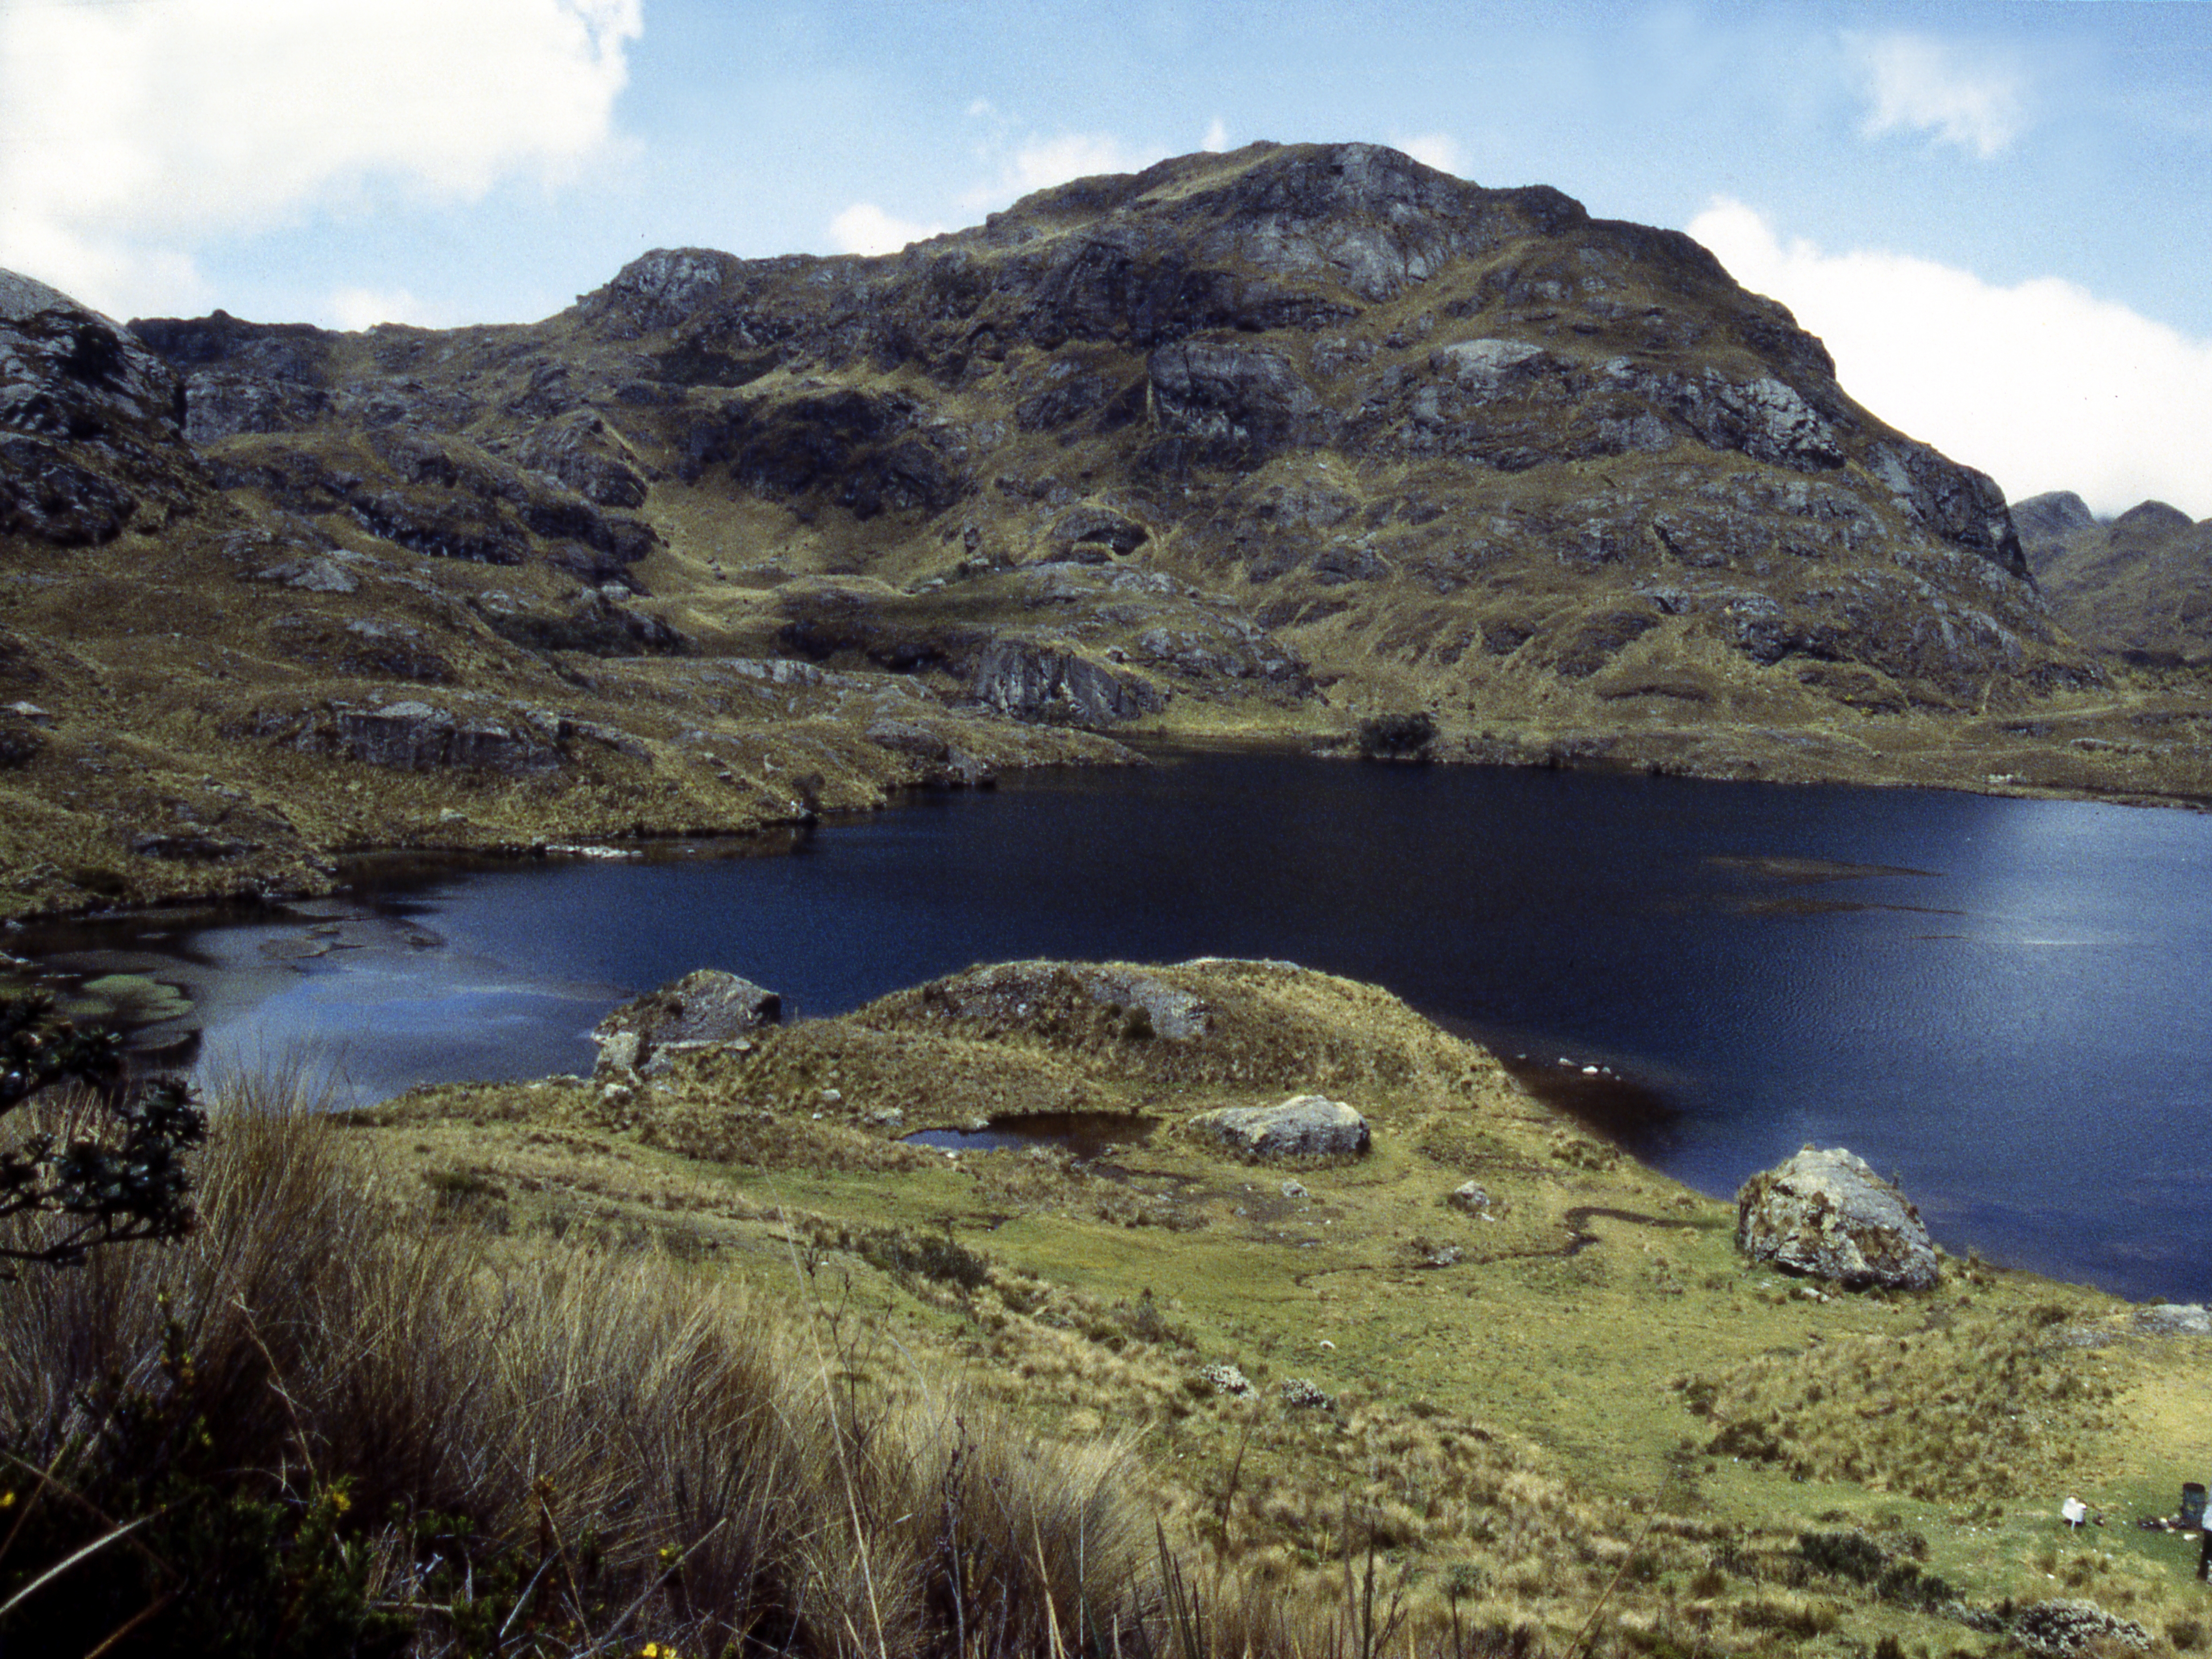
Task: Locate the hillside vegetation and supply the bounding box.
[5,143,2212,923]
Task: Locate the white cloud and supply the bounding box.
[1201,117,1230,153]
[1689,199,2212,519]
[828,203,948,257]
[1847,31,2027,159]
[323,286,439,332]
[956,131,1167,213]
[0,0,641,317]
[1394,132,1466,177]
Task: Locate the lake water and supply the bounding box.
[12,750,2211,1303]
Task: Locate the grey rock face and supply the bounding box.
[0,435,140,544]
[591,967,782,1078]
[323,700,563,775]
[1189,1094,1370,1159]
[1146,339,1333,451]
[1,271,199,545]
[517,411,649,508]
[2011,490,2099,547]
[1657,371,1841,471]
[1734,1146,1938,1291]
[1429,337,1550,396]
[972,639,1167,723]
[1866,438,2029,578]
[585,248,731,336]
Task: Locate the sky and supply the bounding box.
[1,0,2207,517]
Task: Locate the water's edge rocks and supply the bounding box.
[593,968,782,1080]
[1734,1144,1939,1291]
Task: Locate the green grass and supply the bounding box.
[331,956,2212,1657]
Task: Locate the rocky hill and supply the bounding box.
[4,142,2210,918]
[2015,489,2212,669]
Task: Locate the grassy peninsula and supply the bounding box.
[6,956,2208,1657]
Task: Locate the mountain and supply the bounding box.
[2,141,2205,917]
[2015,492,2212,669]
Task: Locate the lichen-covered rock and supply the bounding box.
[2132,1303,2211,1337]
[591,968,782,1079]
[1190,1094,1370,1159]
[1734,1146,1938,1290]
[2012,1599,2149,1656]
[1448,1180,1491,1215]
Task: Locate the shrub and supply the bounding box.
[1355,711,1437,760]
[0,991,207,1272]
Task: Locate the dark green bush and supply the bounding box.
[1354,711,1437,759]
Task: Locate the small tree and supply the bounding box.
[0,990,206,1273]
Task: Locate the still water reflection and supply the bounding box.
[14,751,2212,1302]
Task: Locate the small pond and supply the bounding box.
[902,1113,1160,1158]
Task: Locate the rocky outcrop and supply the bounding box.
[1146,339,1335,455]
[251,699,571,776]
[1734,1146,1938,1291]
[592,967,782,1078]
[1,272,201,544]
[1189,1094,1370,1159]
[898,960,1209,1041]
[972,639,1167,724]
[2011,490,2097,546]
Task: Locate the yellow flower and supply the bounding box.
[330,1489,351,1516]
[0,1490,15,1510]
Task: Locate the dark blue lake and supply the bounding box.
[16,750,2212,1302]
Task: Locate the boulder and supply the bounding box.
[1734,1146,1938,1291]
[591,968,782,1079]
[1051,502,1150,558]
[1190,1094,1370,1159]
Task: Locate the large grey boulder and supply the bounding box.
[1190,1094,1370,1160]
[592,968,782,1079]
[1735,1146,1939,1291]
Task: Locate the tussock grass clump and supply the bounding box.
[0,1081,1150,1657]
[1679,1308,2120,1503]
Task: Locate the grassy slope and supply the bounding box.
[345,958,2212,1656]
